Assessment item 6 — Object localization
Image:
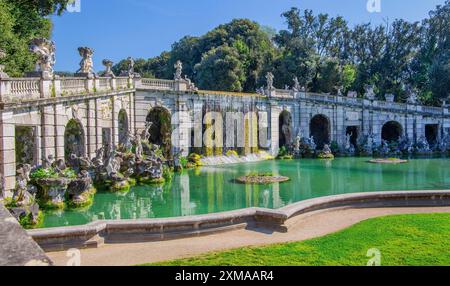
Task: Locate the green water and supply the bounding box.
[42,157,450,228]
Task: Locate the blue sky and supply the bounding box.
[52,0,445,72]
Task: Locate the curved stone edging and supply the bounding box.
[27,190,450,252]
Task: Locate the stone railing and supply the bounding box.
[115,77,129,90]
[0,76,135,105]
[300,92,447,116]
[139,78,175,91]
[274,89,294,98]
[60,77,86,96]
[96,77,111,92]
[0,78,41,102]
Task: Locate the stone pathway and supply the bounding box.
[46,206,450,266]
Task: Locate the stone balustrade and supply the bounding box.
[139,78,175,91]
[274,89,294,98]
[0,78,42,103]
[0,76,135,104]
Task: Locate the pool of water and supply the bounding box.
[42,157,450,228]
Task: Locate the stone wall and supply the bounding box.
[0,76,135,194]
[135,87,450,158]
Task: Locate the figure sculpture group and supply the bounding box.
[8,122,168,227]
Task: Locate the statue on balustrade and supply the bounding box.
[293,77,301,92]
[174,60,183,80]
[266,72,274,90]
[77,47,95,76]
[102,59,115,78]
[405,84,419,105]
[29,38,56,79]
[364,84,376,100]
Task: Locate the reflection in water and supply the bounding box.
[43,158,450,228]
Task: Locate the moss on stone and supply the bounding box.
[19,211,44,230]
[67,187,97,209]
[110,180,131,193]
[138,177,166,185]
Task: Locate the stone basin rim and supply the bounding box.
[27,190,450,239]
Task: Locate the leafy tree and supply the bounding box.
[342,64,357,92]
[0,0,69,76]
[194,45,245,92]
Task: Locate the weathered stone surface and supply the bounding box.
[0,203,52,266]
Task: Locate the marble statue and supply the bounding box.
[345,133,355,154]
[174,60,183,80]
[134,134,143,160]
[13,164,35,207]
[405,85,419,105]
[102,59,115,77]
[0,49,8,78]
[142,121,153,140]
[293,77,301,92]
[76,47,95,75]
[266,72,274,90]
[127,57,135,76]
[29,38,56,78]
[42,155,55,169]
[416,136,431,153]
[364,85,376,100]
[281,112,292,146]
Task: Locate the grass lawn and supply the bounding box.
[145,213,450,266]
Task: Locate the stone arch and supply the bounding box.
[64,119,86,160]
[425,124,439,146]
[118,109,129,146]
[381,121,403,142]
[279,110,293,148]
[310,114,331,150]
[146,106,172,158]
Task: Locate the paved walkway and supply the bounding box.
[47,206,450,266]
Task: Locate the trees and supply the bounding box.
[1,1,446,105]
[113,19,275,92]
[194,45,245,92]
[0,0,69,76]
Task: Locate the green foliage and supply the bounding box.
[30,167,77,180]
[0,0,69,76]
[195,45,245,92]
[246,172,275,177]
[179,156,189,168]
[163,166,173,182]
[30,168,59,180]
[19,211,44,230]
[148,213,450,266]
[342,64,356,91]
